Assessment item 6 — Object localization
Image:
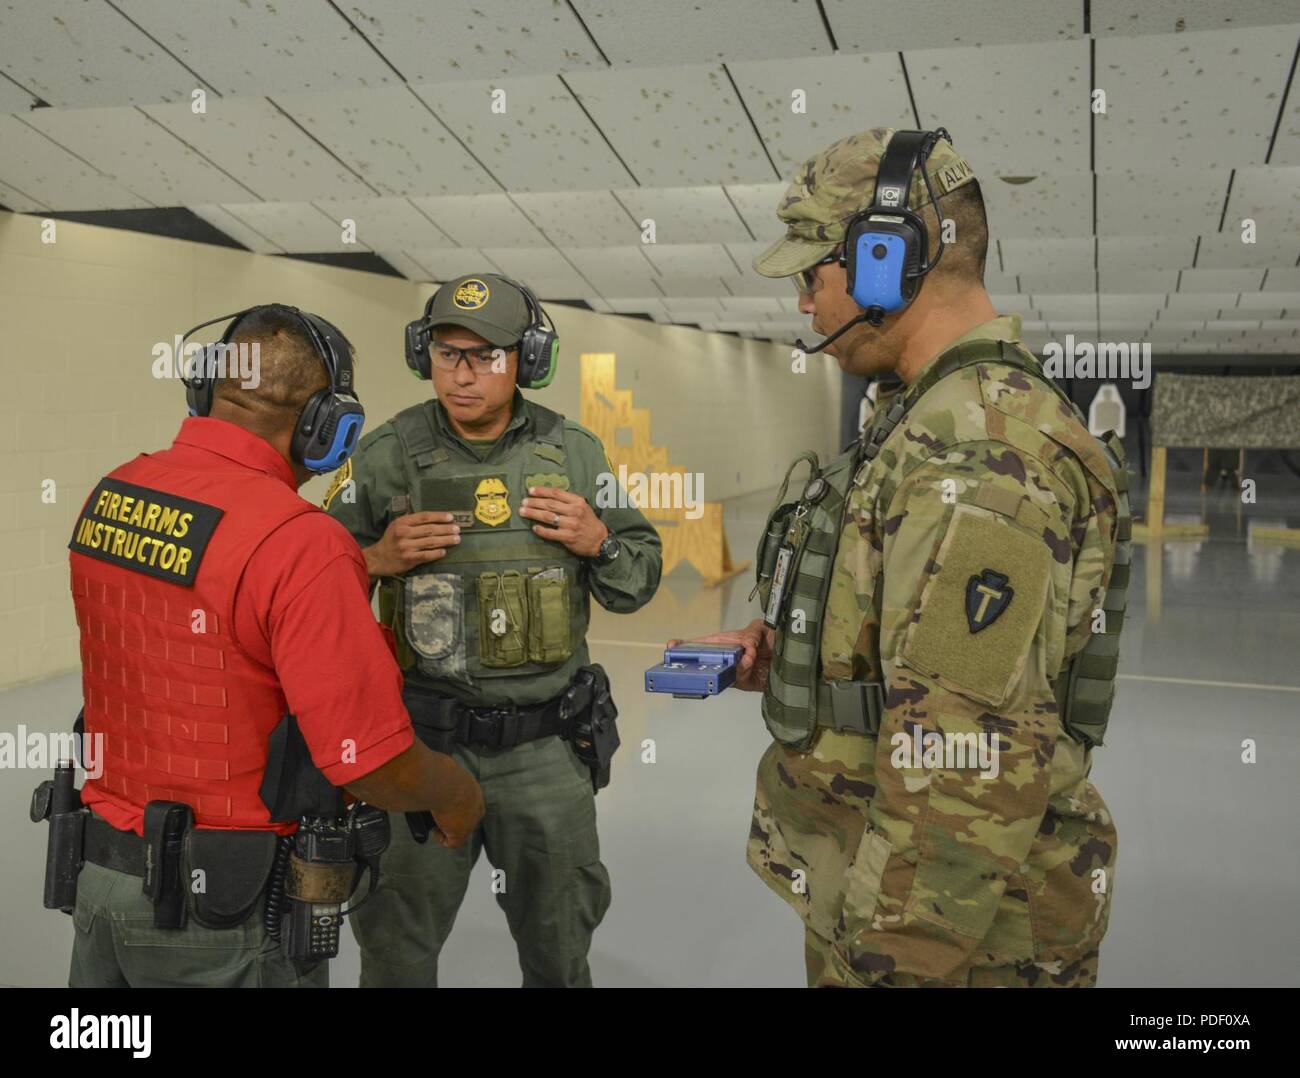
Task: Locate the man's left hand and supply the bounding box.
[520,486,609,557]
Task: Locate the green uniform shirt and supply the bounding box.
[328,390,662,707]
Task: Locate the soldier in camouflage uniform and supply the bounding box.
[327,274,662,986]
[691,130,1128,987]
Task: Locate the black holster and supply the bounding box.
[30,759,85,914]
[561,664,621,793]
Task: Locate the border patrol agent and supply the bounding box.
[692,130,1129,987]
[328,273,662,987]
[41,305,483,988]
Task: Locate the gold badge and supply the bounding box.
[453,278,490,310]
[321,458,353,510]
[474,476,511,526]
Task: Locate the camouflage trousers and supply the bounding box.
[351,732,611,987]
[68,858,327,988]
[804,928,1099,987]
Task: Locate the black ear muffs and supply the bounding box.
[403,278,559,389]
[404,293,436,380]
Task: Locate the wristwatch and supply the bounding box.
[593,534,621,566]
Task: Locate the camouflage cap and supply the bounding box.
[753,127,977,278]
[428,273,530,347]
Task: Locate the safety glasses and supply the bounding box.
[792,250,843,296]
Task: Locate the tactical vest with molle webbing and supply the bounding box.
[753,337,1132,753]
[376,401,590,706]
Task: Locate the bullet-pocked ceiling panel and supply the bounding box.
[1225,166,1300,233]
[1091,0,1300,36]
[0,70,37,114]
[1094,26,1295,171]
[410,76,634,192]
[272,87,496,197]
[510,191,638,246]
[217,202,365,253]
[478,246,592,298]
[642,243,742,278]
[1196,231,1300,269]
[0,0,203,108]
[140,98,375,201]
[408,194,549,247]
[980,174,1094,238]
[822,0,1083,52]
[1095,170,1230,235]
[721,183,788,240]
[313,197,454,251]
[189,204,284,253]
[377,249,436,282]
[1180,268,1269,292]
[1264,269,1300,292]
[1097,235,1199,273]
[611,187,752,244]
[570,0,831,66]
[404,248,498,281]
[562,246,661,296]
[25,106,257,206]
[1001,237,1095,276]
[0,115,150,210]
[908,40,1090,176]
[727,52,914,176]
[562,65,777,186]
[0,176,45,211]
[116,0,399,97]
[343,0,606,82]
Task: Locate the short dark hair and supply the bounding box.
[213,305,330,421]
[920,179,989,286]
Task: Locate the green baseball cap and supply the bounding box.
[427,273,530,347]
[753,127,977,278]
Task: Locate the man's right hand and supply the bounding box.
[342,741,484,846]
[363,512,461,578]
[668,617,774,692]
[428,773,486,849]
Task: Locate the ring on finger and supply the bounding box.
[552,512,560,525]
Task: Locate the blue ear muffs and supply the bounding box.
[841,128,951,326]
[180,304,365,474]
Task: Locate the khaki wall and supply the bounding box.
[0,209,840,690]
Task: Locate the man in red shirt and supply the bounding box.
[59,304,483,988]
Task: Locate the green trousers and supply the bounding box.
[68,858,327,988]
[351,733,612,987]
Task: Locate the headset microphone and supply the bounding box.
[794,310,875,355]
[796,128,953,355]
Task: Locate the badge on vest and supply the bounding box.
[474,477,511,526]
[966,569,1013,632]
[69,477,223,587]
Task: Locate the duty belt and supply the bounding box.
[82,814,149,877]
[402,687,568,751]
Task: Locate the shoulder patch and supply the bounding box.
[898,504,1048,707]
[70,477,222,587]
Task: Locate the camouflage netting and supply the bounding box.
[1152,374,1300,448]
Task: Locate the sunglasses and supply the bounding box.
[792,250,844,296]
